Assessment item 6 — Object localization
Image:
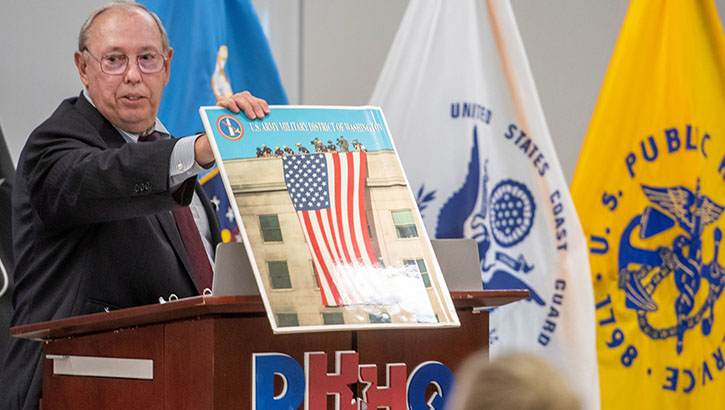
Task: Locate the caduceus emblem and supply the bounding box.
[618,179,725,354]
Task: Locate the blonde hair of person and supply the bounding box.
[447,350,581,410]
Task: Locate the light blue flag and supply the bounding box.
[139,0,288,242]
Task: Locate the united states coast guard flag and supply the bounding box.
[370,1,599,408]
[140,0,288,242]
[571,1,725,408]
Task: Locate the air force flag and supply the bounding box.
[370,1,599,409]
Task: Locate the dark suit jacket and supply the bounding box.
[0,94,221,410]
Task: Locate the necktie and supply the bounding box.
[138,131,214,293]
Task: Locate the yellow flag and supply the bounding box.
[571,0,725,408]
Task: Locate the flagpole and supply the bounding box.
[485,0,532,136]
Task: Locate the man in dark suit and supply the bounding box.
[0,2,269,409]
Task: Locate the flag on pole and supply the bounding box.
[571,1,725,408]
[282,152,379,306]
[139,0,288,242]
[370,1,599,408]
[199,167,241,242]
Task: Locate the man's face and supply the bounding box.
[74,8,173,134]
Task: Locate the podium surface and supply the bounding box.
[12,291,528,410]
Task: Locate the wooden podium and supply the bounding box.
[11,291,527,410]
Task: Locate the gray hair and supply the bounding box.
[78,1,169,52]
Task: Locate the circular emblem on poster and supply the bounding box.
[216,115,244,141]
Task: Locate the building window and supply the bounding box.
[268,261,292,289]
[404,259,431,288]
[277,313,299,327]
[322,312,345,325]
[368,312,391,323]
[392,210,418,238]
[259,214,283,242]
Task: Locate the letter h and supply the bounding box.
[305,351,359,410]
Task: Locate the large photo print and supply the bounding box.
[200,106,459,333]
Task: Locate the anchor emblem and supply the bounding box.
[618,179,725,354]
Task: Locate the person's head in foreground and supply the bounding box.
[447,350,581,410]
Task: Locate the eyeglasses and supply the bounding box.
[83,49,166,75]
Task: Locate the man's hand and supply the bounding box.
[216,91,270,119]
[195,92,268,167]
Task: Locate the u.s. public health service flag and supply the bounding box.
[370,1,599,408]
[571,1,725,409]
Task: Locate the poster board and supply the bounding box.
[200,106,459,333]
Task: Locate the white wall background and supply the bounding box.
[1,0,724,182]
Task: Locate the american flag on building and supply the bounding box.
[282,151,380,306]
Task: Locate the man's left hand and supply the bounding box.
[217,91,270,119]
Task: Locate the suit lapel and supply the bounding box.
[73,93,127,149]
